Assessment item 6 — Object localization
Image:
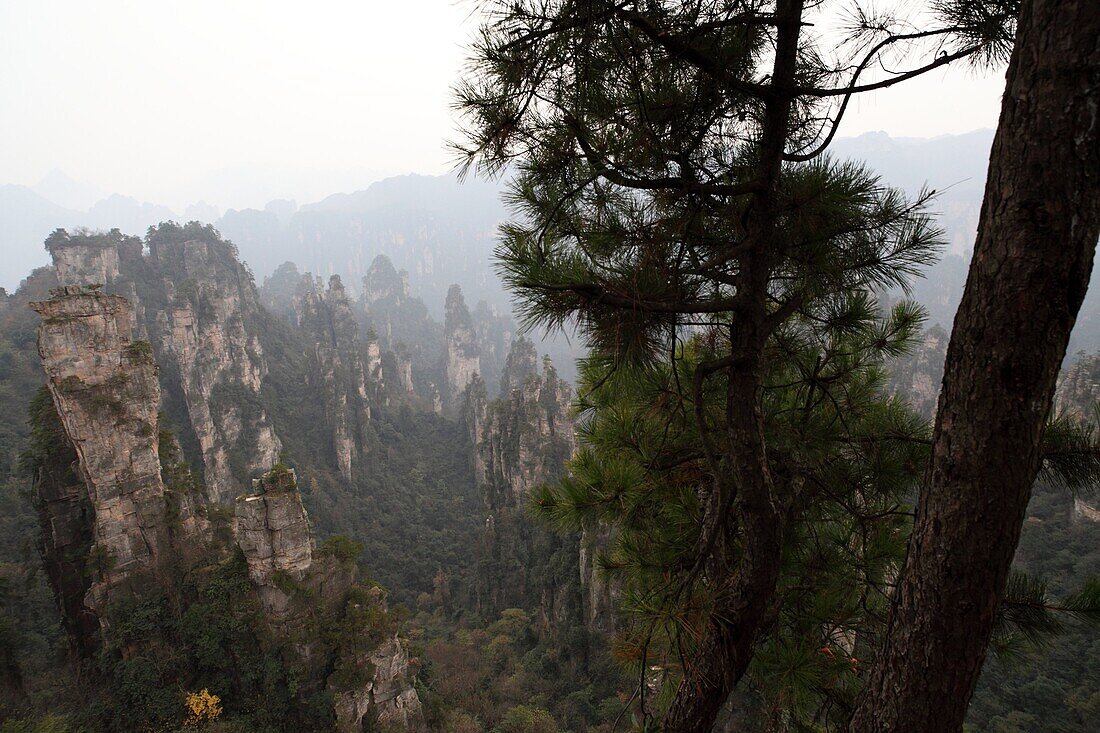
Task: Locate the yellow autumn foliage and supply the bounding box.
[184,688,223,727]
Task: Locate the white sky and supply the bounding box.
[0,0,1007,211]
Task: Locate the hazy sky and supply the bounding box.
[1,0,1007,210]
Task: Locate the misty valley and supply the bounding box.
[0,144,1096,732]
[2,2,1099,732]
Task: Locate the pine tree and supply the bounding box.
[850,1,1100,730]
[537,312,931,730]
[454,1,1018,729]
[537,325,1100,730]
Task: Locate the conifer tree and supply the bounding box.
[538,343,1100,730]
[454,2,1019,729]
[850,1,1100,730]
[538,316,931,730]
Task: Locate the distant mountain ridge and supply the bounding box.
[0,184,80,287]
[0,130,994,291]
[6,129,1100,354]
[832,129,994,197]
[0,171,508,312]
[31,169,105,211]
[218,172,508,314]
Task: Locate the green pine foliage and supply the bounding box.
[496,159,941,368]
[537,326,1100,730]
[1037,411,1100,495]
[456,8,952,724]
[451,2,1089,729]
[536,296,932,728]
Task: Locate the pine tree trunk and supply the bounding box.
[850,1,1100,731]
[663,349,782,733]
[663,2,804,731]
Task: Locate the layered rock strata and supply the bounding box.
[45,229,122,287]
[476,347,574,504]
[149,230,282,501]
[45,225,285,502]
[886,324,948,419]
[465,340,582,628]
[31,287,170,602]
[295,275,377,482]
[444,285,480,406]
[331,634,424,733]
[1055,351,1100,420]
[32,230,425,730]
[578,528,619,636]
[234,466,315,620]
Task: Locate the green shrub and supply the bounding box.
[319,535,363,563]
[125,340,154,361]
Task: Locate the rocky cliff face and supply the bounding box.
[359,255,446,406]
[234,466,315,620]
[444,285,481,408]
[236,466,425,732]
[578,527,619,636]
[1055,351,1100,420]
[31,288,171,602]
[148,227,282,501]
[331,635,424,733]
[295,275,378,482]
[477,342,574,504]
[465,339,581,628]
[45,229,123,287]
[31,291,423,729]
[1054,352,1100,522]
[466,340,620,634]
[43,224,285,503]
[465,377,490,490]
[27,386,99,656]
[395,345,415,396]
[258,261,304,323]
[886,324,948,418]
[27,228,425,731]
[471,299,514,395]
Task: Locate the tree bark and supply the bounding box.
[850,1,1100,731]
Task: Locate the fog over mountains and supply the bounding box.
[1,170,506,313]
[5,129,1099,355]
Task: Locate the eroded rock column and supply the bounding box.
[31,286,169,603]
[234,466,314,620]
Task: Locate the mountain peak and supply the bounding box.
[32,169,104,211]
